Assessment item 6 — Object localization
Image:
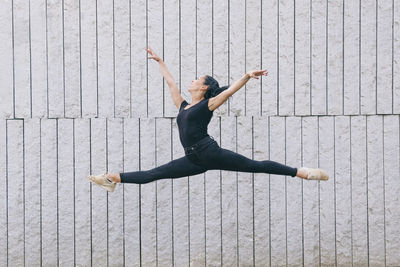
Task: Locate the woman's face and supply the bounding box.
[189,75,208,92]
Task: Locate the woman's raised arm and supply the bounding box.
[145,46,184,109]
[208,69,268,111]
[224,69,268,97]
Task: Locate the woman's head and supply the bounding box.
[203,75,229,99]
[189,75,229,99]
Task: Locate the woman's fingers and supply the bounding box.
[249,69,268,78]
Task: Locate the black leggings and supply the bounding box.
[120,136,298,184]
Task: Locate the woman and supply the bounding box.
[88,47,328,192]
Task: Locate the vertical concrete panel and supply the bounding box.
[41,119,58,265]
[253,116,270,266]
[286,116,303,266]
[220,116,238,266]
[343,0,360,115]
[64,0,81,118]
[394,3,400,114]
[205,117,222,266]
[350,116,368,266]
[13,0,31,118]
[57,119,75,266]
[140,118,157,266]
[74,118,92,267]
[327,0,343,115]
[383,115,400,266]
[163,0,180,117]
[312,0,327,116]
[180,0,196,104]
[197,0,212,89]
[0,0,13,118]
[7,120,24,266]
[171,119,189,266]
[229,0,246,116]
[47,0,64,118]
[261,0,278,116]
[360,0,377,114]
[31,0,48,118]
[24,119,41,265]
[0,120,6,266]
[302,116,319,265]
[367,115,385,265]
[319,116,336,266]
[130,0,147,117]
[97,0,114,118]
[377,0,393,114]
[80,0,98,118]
[269,116,286,266]
[335,116,352,265]
[90,118,107,266]
[245,0,262,116]
[155,118,173,266]
[147,0,163,117]
[107,118,124,266]
[114,0,131,117]
[278,0,295,116]
[212,0,229,117]
[295,0,311,116]
[236,116,254,265]
[123,118,141,266]
[189,170,206,265]
[139,119,157,266]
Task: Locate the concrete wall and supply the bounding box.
[0,0,399,266]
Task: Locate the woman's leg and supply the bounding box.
[118,155,207,184]
[204,147,298,177]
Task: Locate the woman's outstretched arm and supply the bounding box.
[158,61,184,109]
[208,69,268,111]
[224,70,268,96]
[145,46,184,109]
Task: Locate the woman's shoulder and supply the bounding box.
[179,99,189,111]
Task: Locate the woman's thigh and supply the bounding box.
[201,146,298,177]
[202,147,265,172]
[121,155,207,184]
[152,155,207,178]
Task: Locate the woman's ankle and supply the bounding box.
[296,168,308,179]
[105,173,121,183]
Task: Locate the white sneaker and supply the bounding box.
[88,172,117,192]
[299,167,329,180]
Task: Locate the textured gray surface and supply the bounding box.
[0,120,7,267]
[319,117,336,266]
[24,119,41,266]
[2,0,400,118]
[0,116,399,266]
[41,119,58,265]
[74,119,92,267]
[7,120,24,267]
[123,119,140,266]
[1,0,400,265]
[350,116,369,266]
[220,117,238,266]
[58,119,75,266]
[269,117,287,266]
[91,118,108,266]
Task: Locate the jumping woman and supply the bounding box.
[88,46,329,192]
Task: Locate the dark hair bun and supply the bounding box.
[204,75,229,99]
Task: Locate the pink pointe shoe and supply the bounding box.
[299,167,329,181]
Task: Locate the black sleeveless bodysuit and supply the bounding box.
[176,98,214,147]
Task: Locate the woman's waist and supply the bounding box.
[183,135,217,155]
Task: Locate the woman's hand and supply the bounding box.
[247,69,268,79]
[145,46,162,62]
